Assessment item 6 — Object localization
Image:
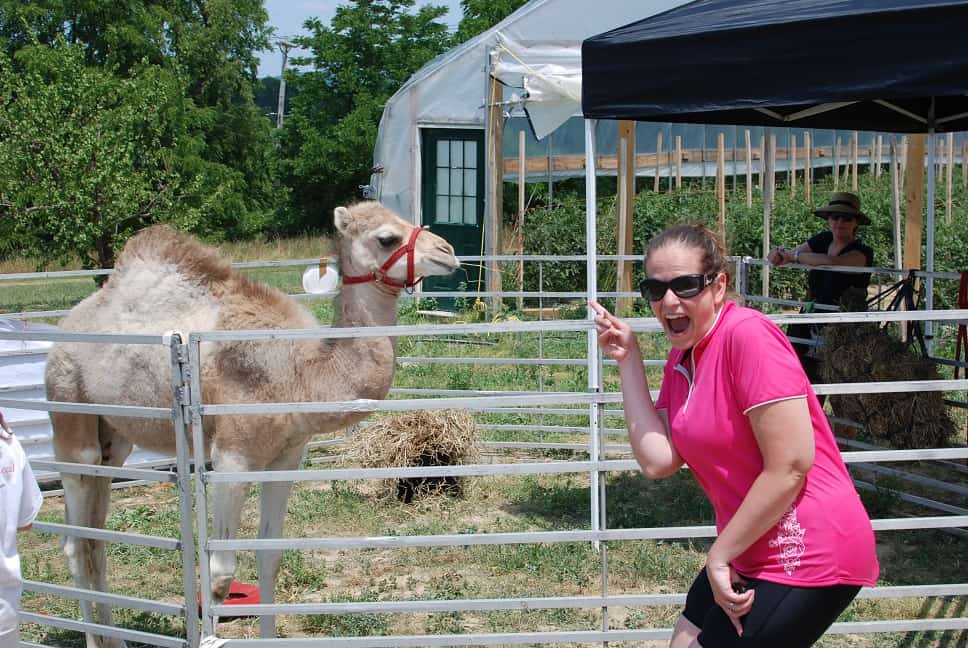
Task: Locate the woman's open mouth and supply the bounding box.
[665,314,690,336]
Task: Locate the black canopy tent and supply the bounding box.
[580,0,968,321]
[581,0,968,132]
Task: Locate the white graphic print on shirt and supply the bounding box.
[768,506,806,576]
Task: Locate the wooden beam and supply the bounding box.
[717,132,726,234]
[616,121,636,316]
[654,131,663,192]
[762,131,775,297]
[904,134,926,270]
[485,74,504,311]
[834,137,841,189]
[851,131,859,191]
[946,132,954,224]
[759,135,765,191]
[804,131,812,203]
[675,135,682,191]
[745,130,753,208]
[875,135,883,177]
[790,134,797,196]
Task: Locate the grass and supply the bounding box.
[6,236,968,647]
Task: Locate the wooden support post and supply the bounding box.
[768,133,776,207]
[759,135,765,191]
[485,75,504,312]
[890,135,902,269]
[675,135,682,191]
[904,134,926,270]
[851,131,859,191]
[900,136,908,185]
[763,130,775,297]
[946,132,954,224]
[717,132,726,234]
[654,131,663,192]
[875,135,883,177]
[616,121,636,317]
[834,137,842,189]
[517,130,526,311]
[961,138,968,189]
[804,131,812,204]
[745,130,753,208]
[790,134,797,196]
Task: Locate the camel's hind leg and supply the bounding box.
[256,443,307,638]
[51,413,133,648]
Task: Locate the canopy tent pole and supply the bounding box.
[583,119,603,551]
[485,70,505,313]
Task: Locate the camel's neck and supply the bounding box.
[331,282,400,329]
[294,274,401,416]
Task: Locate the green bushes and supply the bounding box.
[521,170,968,307]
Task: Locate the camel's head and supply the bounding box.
[334,201,459,290]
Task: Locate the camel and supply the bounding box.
[44,201,459,647]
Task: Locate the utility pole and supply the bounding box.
[275,39,294,129]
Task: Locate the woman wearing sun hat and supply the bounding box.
[768,191,875,386]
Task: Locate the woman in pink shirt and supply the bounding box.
[591,224,878,647]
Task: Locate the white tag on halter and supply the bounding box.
[302,261,339,294]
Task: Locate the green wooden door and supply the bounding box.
[421,128,484,303]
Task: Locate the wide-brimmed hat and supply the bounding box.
[814,191,869,225]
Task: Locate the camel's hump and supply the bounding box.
[113,224,233,287]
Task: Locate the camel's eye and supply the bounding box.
[377,234,401,248]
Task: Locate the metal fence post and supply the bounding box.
[169,334,200,647]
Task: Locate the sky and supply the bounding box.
[257,0,464,78]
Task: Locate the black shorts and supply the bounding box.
[682,567,861,647]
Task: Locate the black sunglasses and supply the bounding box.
[639,273,717,301]
[826,213,856,222]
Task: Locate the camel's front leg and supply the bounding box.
[256,443,307,638]
[52,413,132,648]
[208,474,249,604]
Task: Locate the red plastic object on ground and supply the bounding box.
[198,581,260,617]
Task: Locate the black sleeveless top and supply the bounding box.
[805,231,874,307]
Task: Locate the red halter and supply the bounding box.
[341,226,426,291]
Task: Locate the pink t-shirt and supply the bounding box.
[655,301,879,587]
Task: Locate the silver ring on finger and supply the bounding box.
[728,603,735,611]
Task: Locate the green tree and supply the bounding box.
[0,41,186,270]
[277,0,451,233]
[0,0,277,243]
[454,0,528,43]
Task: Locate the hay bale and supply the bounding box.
[343,409,481,502]
[819,299,955,449]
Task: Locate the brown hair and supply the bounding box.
[645,224,730,277]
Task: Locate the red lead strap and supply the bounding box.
[342,226,426,291]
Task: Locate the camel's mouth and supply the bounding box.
[425,255,461,274]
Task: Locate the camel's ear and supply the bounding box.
[333,206,352,234]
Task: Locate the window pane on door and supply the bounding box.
[436,196,450,223]
[431,134,480,226]
[436,168,449,194]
